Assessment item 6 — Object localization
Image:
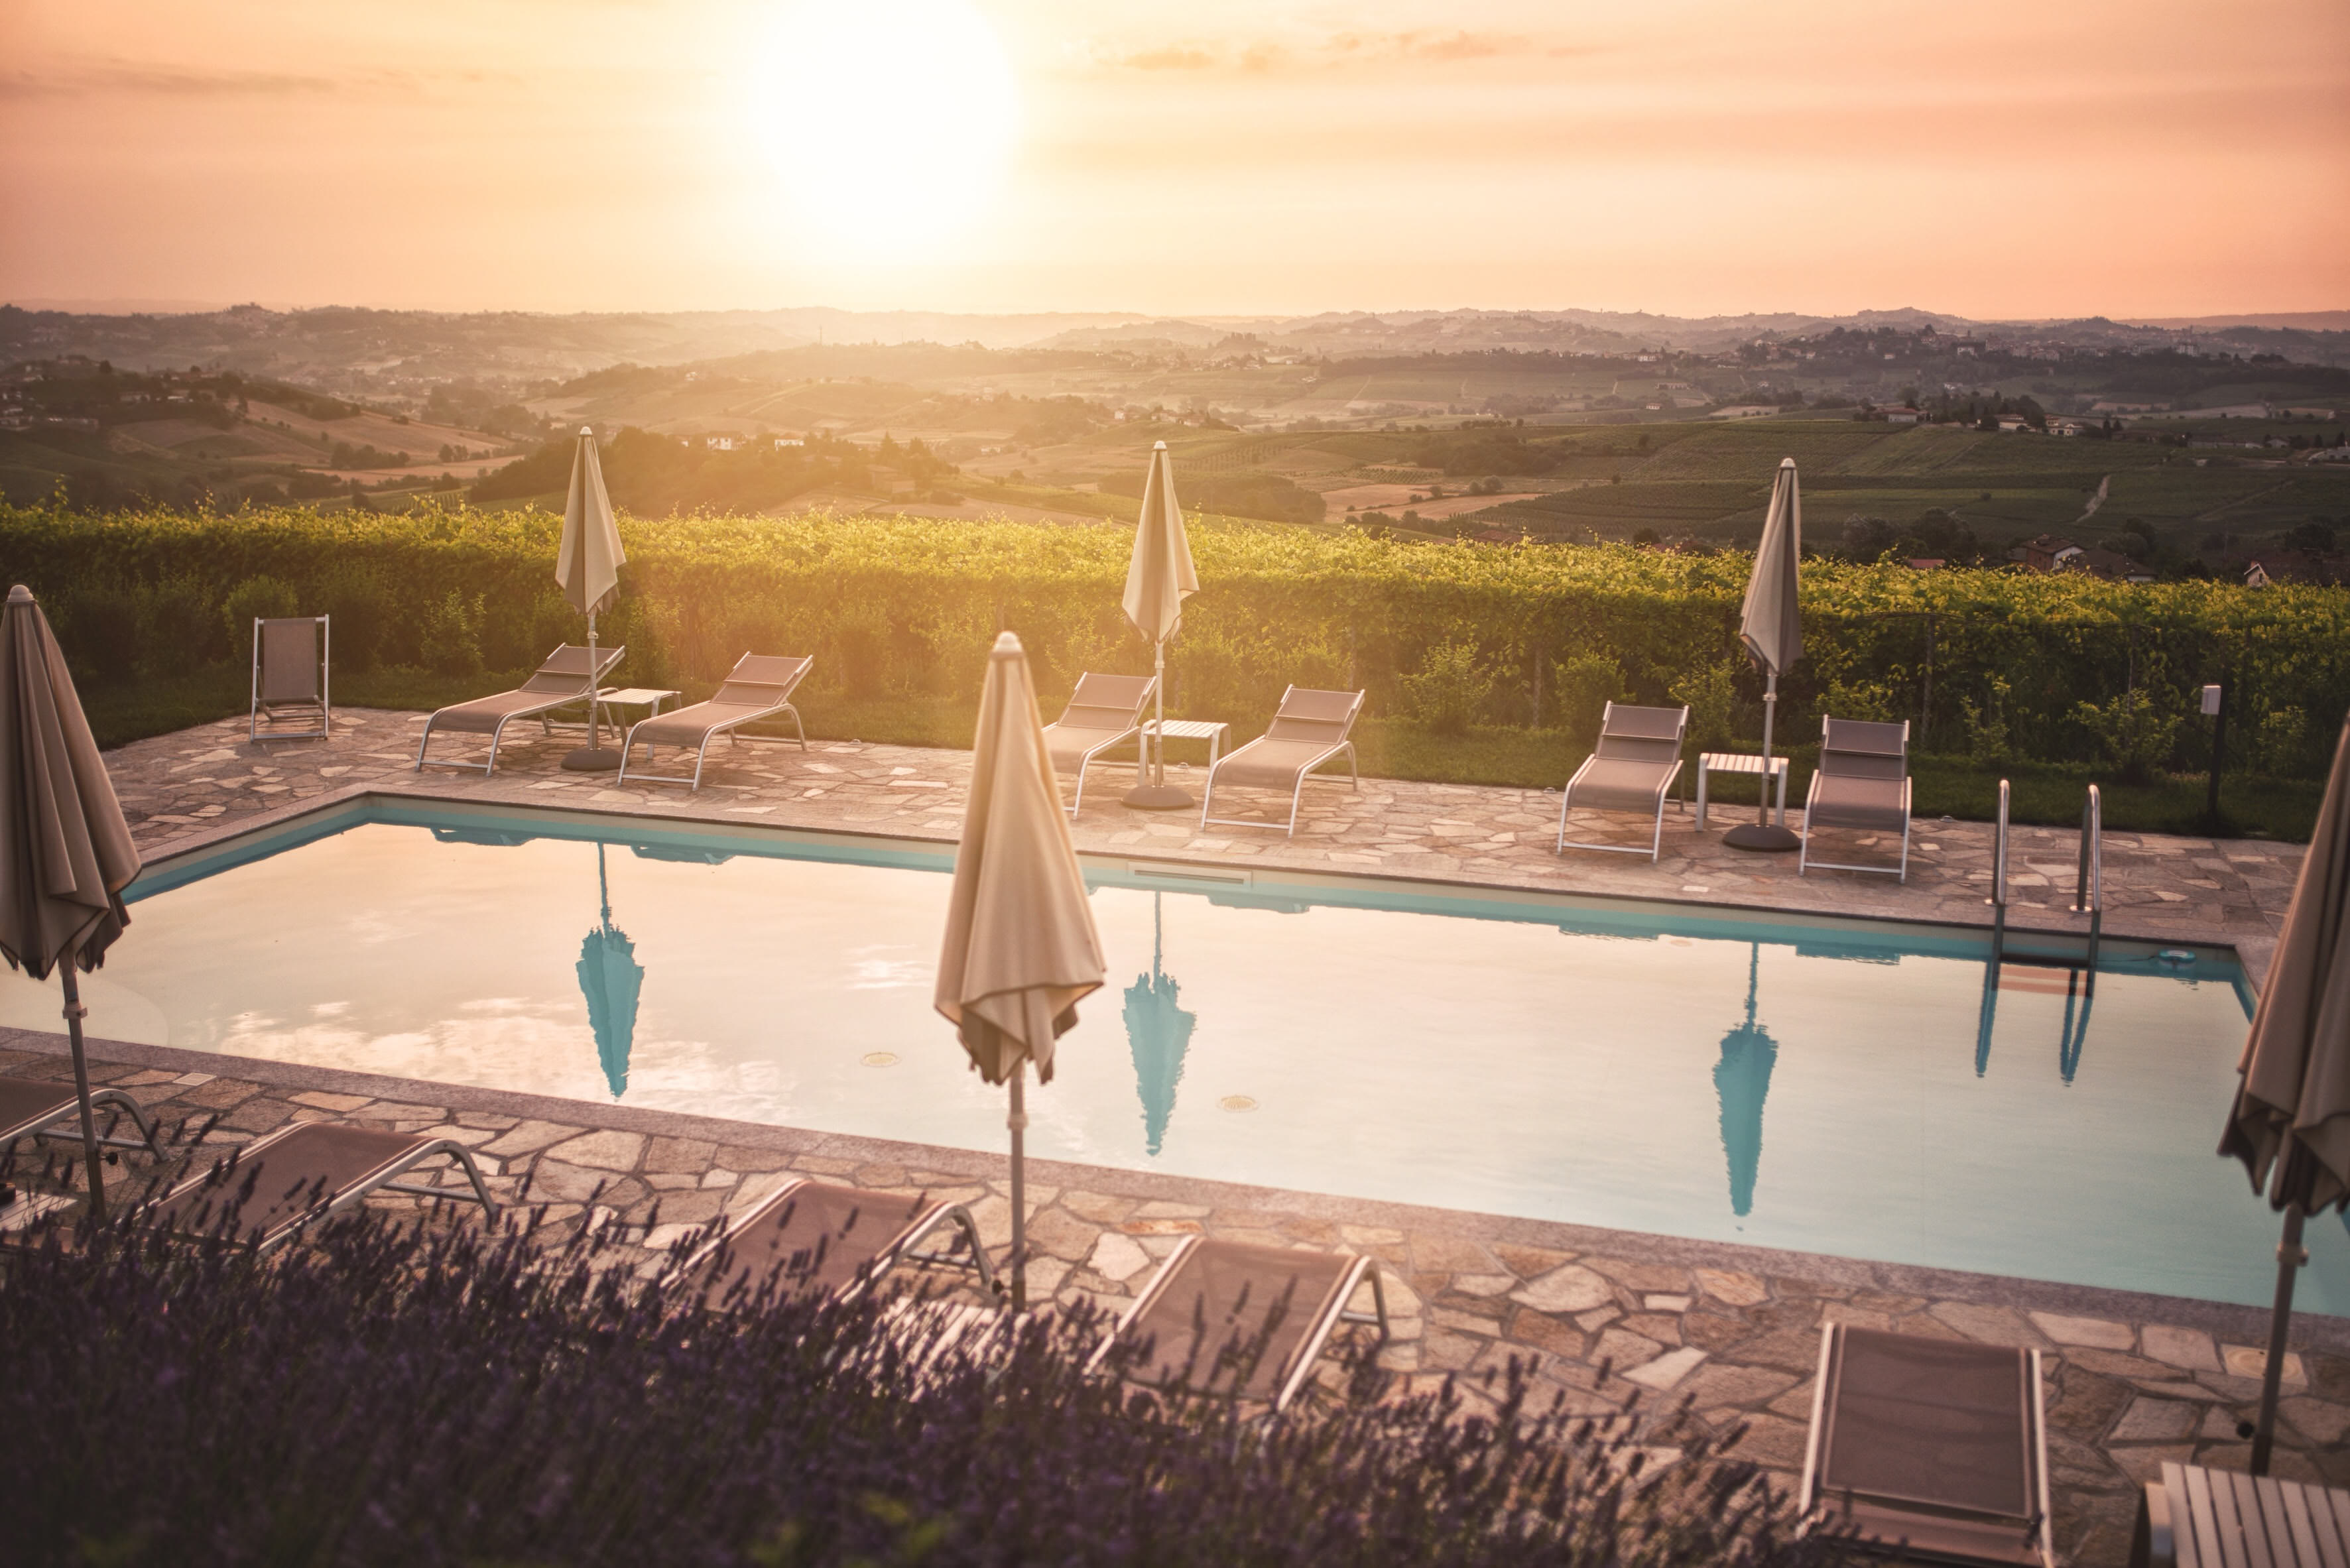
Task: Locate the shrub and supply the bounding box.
[1400,640,1498,735]
[1670,658,1741,751]
[321,566,393,673]
[1816,678,1901,725]
[2073,688,2184,783]
[0,1209,1839,1568]
[1959,675,2012,765]
[58,583,141,683]
[220,574,302,660]
[419,589,485,676]
[1551,652,1624,741]
[138,575,223,670]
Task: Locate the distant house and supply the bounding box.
[1707,405,1777,420]
[2020,534,2080,573]
[2064,546,2154,584]
[704,435,736,451]
[1881,406,1922,425]
[2245,554,2347,588]
[2046,418,2090,437]
[1995,414,2034,433]
[1904,558,1946,571]
[773,436,804,449]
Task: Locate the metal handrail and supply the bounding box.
[2072,785,2102,916]
[1987,779,2010,965]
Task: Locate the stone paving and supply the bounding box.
[4,705,2330,1565]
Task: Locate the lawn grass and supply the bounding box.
[82,671,2319,841]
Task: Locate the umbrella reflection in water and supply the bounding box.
[1123,892,1196,1156]
[1714,942,1778,1219]
[576,843,644,1099]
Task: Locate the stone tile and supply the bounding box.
[2220,1344,2307,1386]
[2030,1311,2135,1351]
[1509,1264,1615,1315]
[1694,1268,1770,1307]
[1928,1301,2053,1349]
[1087,1231,1150,1283]
[643,1136,717,1175]
[1623,1346,1707,1392]
[2110,1398,2201,1442]
[483,1119,584,1158]
[2143,1325,2222,1373]
[545,1129,646,1174]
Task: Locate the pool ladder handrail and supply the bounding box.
[2071,784,2103,967]
[1987,779,2010,960]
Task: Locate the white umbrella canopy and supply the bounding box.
[554,428,627,769]
[1121,441,1202,809]
[1724,459,1804,851]
[936,631,1106,1309]
[2222,710,2350,1473]
[0,584,142,1217]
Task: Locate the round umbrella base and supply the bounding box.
[1723,823,1802,853]
[562,747,625,773]
[1121,784,1196,811]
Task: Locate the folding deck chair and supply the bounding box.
[250,615,330,741]
[1555,701,1688,862]
[616,652,813,792]
[148,1120,499,1251]
[1799,717,1914,882]
[1040,672,1155,816]
[1800,1323,2054,1568]
[676,1176,995,1308]
[0,1075,162,1163]
[2133,1460,2350,1568]
[1198,687,1364,837]
[413,642,626,776]
[1085,1236,1389,1415]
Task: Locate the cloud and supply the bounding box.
[0,58,515,100]
[1119,46,1217,72]
[1087,29,1553,77]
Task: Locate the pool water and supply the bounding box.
[6,800,2334,1315]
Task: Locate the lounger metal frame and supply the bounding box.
[615,654,814,792]
[1083,1235,1391,1415]
[250,615,331,742]
[1555,701,1689,863]
[1,1085,163,1161]
[1198,687,1364,838]
[413,643,627,776]
[1798,1323,2054,1568]
[1044,672,1157,817]
[1798,717,1913,882]
[153,1121,499,1251]
[676,1176,998,1306]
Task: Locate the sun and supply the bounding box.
[744,0,1020,260]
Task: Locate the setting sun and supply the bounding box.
[743,0,1020,260]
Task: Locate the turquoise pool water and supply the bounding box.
[4,798,2328,1315]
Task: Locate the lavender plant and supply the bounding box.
[1,1209,1847,1567]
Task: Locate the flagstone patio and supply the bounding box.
[6,706,2329,1565]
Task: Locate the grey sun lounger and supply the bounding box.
[1041,672,1156,815]
[1556,701,1688,861]
[676,1176,995,1309]
[1084,1236,1390,1415]
[1198,687,1364,837]
[1799,717,1913,882]
[149,1120,499,1250]
[616,652,813,791]
[250,615,330,741]
[1800,1323,2053,1568]
[2133,1461,2350,1568]
[414,642,626,776]
[0,1075,162,1162]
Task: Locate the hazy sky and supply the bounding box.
[3,0,2344,320]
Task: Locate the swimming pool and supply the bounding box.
[7,796,2332,1316]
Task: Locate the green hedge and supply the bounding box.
[5,498,2347,780]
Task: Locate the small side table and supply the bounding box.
[595,686,680,731]
[1696,751,1789,830]
[1142,718,1231,773]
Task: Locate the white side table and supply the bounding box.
[596,687,680,729]
[1696,751,1789,829]
[1143,718,1231,772]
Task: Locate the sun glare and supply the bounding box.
[745,0,1020,260]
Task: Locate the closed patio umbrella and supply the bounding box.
[0,585,141,1219]
[1123,892,1196,1156]
[556,426,627,772]
[1714,942,1778,1217]
[1725,458,1804,852]
[1120,441,1200,810]
[576,843,643,1099]
[936,632,1105,1311]
[2221,709,2350,1474]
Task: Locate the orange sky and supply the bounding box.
[2,0,2344,320]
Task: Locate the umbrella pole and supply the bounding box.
[1724,666,1800,851]
[2252,1203,2307,1476]
[564,611,621,770]
[1152,637,1166,787]
[59,966,107,1223]
[1123,635,1193,810]
[1007,1063,1028,1315]
[586,611,601,753]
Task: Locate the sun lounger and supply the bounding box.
[1800,1323,2053,1568]
[1198,687,1364,837]
[2133,1460,2350,1568]
[250,615,330,741]
[148,1120,498,1250]
[413,642,626,776]
[1040,672,1156,816]
[1555,701,1688,861]
[0,1075,161,1162]
[1085,1236,1389,1414]
[616,653,813,791]
[676,1177,995,1309]
[1799,717,1913,881]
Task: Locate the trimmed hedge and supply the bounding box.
[5,499,2346,778]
